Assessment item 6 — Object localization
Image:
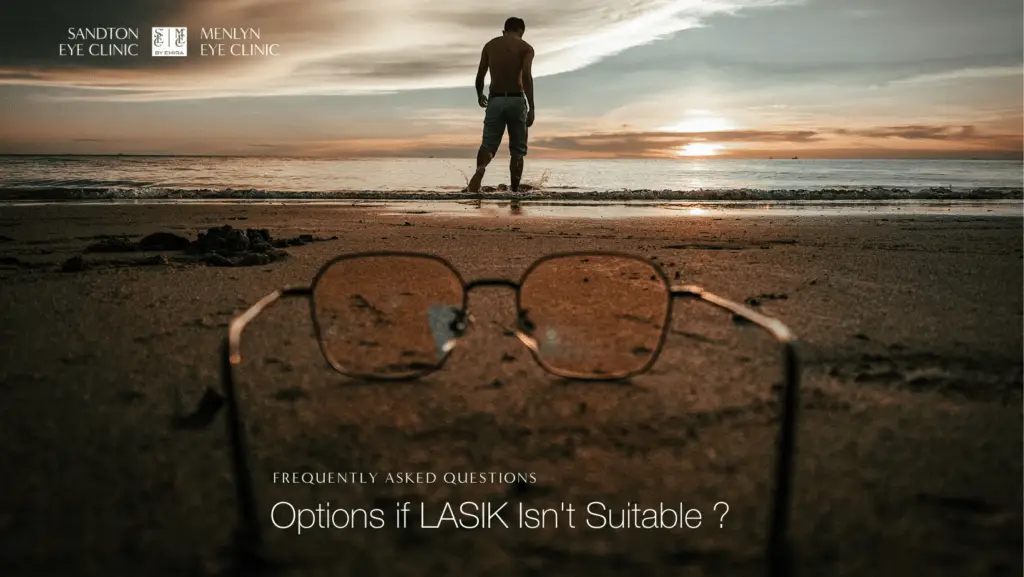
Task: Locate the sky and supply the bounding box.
[0,0,1021,159]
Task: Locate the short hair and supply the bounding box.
[504,17,526,33]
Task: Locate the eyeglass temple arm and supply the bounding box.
[221,285,312,568]
[671,285,800,577]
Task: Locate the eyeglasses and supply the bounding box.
[201,251,800,576]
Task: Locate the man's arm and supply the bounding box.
[475,46,489,105]
[522,46,535,112]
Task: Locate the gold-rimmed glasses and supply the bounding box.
[208,251,800,576]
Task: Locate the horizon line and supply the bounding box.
[1,153,1022,161]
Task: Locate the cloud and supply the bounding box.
[5,122,1020,159]
[290,124,1022,158]
[834,124,976,140]
[523,124,1022,157]
[831,123,1023,147]
[888,65,1022,86]
[0,0,793,99]
[731,147,1023,160]
[531,128,822,156]
[0,70,46,80]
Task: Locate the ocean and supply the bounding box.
[0,155,1021,202]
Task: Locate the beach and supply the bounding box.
[0,201,1020,576]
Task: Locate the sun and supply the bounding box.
[663,117,734,133]
[676,142,724,157]
[660,110,736,133]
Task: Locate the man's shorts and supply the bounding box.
[481,95,528,157]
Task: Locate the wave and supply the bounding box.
[0,185,1021,202]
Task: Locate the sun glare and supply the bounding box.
[677,143,724,157]
[664,117,735,133]
[661,110,736,133]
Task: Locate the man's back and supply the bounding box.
[483,35,533,93]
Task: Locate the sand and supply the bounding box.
[0,201,1020,577]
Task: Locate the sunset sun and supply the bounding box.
[676,142,724,157]
[660,109,736,133]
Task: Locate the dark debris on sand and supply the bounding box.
[184,226,289,267]
[461,183,536,193]
[744,293,789,307]
[59,253,172,272]
[141,232,193,251]
[85,235,140,253]
[71,225,338,270]
[61,255,89,273]
[183,226,336,267]
[1,255,53,270]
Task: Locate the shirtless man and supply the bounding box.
[467,17,535,193]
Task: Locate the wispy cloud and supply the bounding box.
[0,0,794,99]
[889,65,1022,86]
[529,128,820,157]
[831,123,1022,150]
[526,124,1022,157]
[834,124,980,140]
[4,122,1020,159]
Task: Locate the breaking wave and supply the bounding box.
[0,185,1021,202]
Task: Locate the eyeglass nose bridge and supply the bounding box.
[458,278,522,330]
[463,278,520,292]
[458,277,542,355]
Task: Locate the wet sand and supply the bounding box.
[0,202,1020,577]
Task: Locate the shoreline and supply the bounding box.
[0,185,1021,203]
[1,198,1021,218]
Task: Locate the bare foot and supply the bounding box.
[467,168,485,192]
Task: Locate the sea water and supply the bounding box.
[0,155,1020,201]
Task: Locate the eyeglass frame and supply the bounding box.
[212,251,801,576]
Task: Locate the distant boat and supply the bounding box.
[791,156,798,160]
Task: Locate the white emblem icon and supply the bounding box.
[152,27,187,57]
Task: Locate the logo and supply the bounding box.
[152,27,187,57]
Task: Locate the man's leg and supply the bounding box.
[468,146,493,193]
[469,99,503,193]
[509,156,524,192]
[508,98,529,193]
